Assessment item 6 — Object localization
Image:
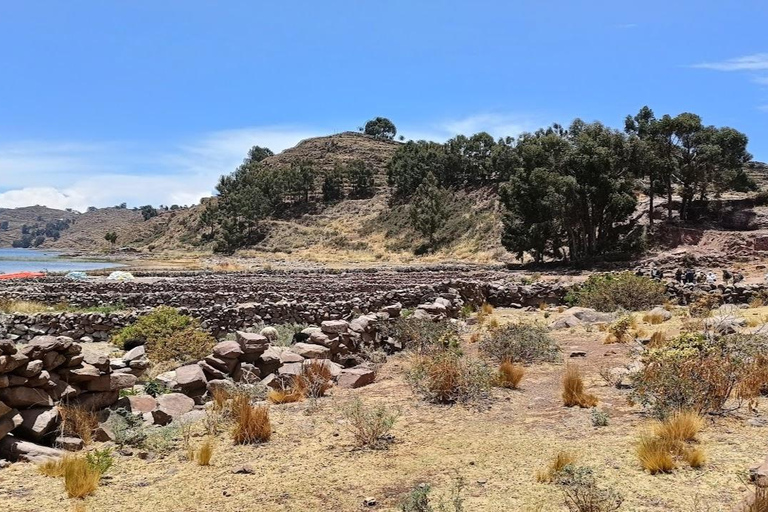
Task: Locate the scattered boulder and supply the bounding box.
[151,393,195,426]
[337,367,376,389]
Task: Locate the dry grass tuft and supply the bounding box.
[267,376,307,404]
[58,405,98,445]
[636,435,676,474]
[38,456,68,478]
[195,437,215,466]
[231,393,271,444]
[63,456,100,499]
[477,303,494,325]
[750,297,766,309]
[649,330,666,347]
[535,450,577,482]
[469,332,480,344]
[654,410,704,443]
[643,312,667,325]
[211,387,231,411]
[562,365,598,408]
[497,361,525,389]
[299,360,334,398]
[684,447,707,468]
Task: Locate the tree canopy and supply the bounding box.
[364,117,397,140]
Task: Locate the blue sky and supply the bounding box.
[0,1,766,211]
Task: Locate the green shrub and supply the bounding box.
[85,447,114,475]
[383,317,462,354]
[342,398,400,449]
[407,351,493,404]
[590,408,609,427]
[630,333,768,417]
[565,273,665,312]
[111,306,215,364]
[400,478,466,512]
[555,465,623,512]
[479,323,560,364]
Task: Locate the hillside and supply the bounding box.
[2,130,768,267]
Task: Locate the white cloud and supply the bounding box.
[400,113,535,143]
[692,53,768,71]
[753,76,768,86]
[0,126,320,211]
[0,115,538,211]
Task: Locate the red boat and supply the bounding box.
[0,272,46,280]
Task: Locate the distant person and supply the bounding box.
[685,268,695,284]
[723,269,733,285]
[675,268,683,283]
[733,272,744,284]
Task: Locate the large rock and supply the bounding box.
[647,307,672,322]
[290,343,330,359]
[321,320,349,334]
[349,315,377,333]
[0,387,53,408]
[564,307,615,324]
[337,367,376,389]
[13,359,43,378]
[122,345,146,362]
[0,434,64,463]
[86,373,137,392]
[0,410,23,439]
[236,332,270,354]
[212,340,243,359]
[174,364,208,395]
[706,315,747,335]
[114,394,158,414]
[151,393,195,426]
[63,363,101,383]
[549,315,581,330]
[15,407,60,442]
[72,391,119,411]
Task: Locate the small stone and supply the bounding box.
[569,351,587,358]
[231,465,254,474]
[363,497,377,507]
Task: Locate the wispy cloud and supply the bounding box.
[758,105,768,112]
[0,126,320,211]
[401,113,536,143]
[692,53,768,71]
[753,76,768,86]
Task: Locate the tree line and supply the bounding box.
[386,107,752,262]
[202,145,376,253]
[206,110,753,261]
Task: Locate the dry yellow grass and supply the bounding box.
[643,312,667,325]
[649,330,666,347]
[636,435,676,474]
[0,299,56,314]
[684,447,707,468]
[37,456,68,478]
[497,361,524,389]
[195,438,214,466]
[231,394,271,444]
[211,387,230,411]
[477,303,494,325]
[561,365,598,408]
[654,410,704,443]
[63,456,100,499]
[535,450,577,482]
[58,405,98,445]
[300,360,334,398]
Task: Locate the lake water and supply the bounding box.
[0,248,122,274]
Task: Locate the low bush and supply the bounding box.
[562,365,598,408]
[643,312,667,325]
[85,448,114,475]
[400,478,466,512]
[109,408,149,448]
[496,361,525,389]
[565,273,665,312]
[536,451,577,483]
[630,333,768,417]
[555,465,623,512]
[648,331,666,347]
[590,408,609,427]
[343,398,399,449]
[479,323,560,364]
[231,393,271,444]
[407,351,493,404]
[64,456,101,498]
[111,306,215,364]
[636,412,707,474]
[689,295,721,318]
[604,315,635,344]
[383,317,461,354]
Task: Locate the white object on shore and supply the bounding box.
[65,271,88,281]
[107,271,135,281]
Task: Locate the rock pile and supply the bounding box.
[0,335,145,461]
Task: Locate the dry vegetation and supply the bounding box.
[6,304,768,511]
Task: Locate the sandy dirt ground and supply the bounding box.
[1,308,766,512]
